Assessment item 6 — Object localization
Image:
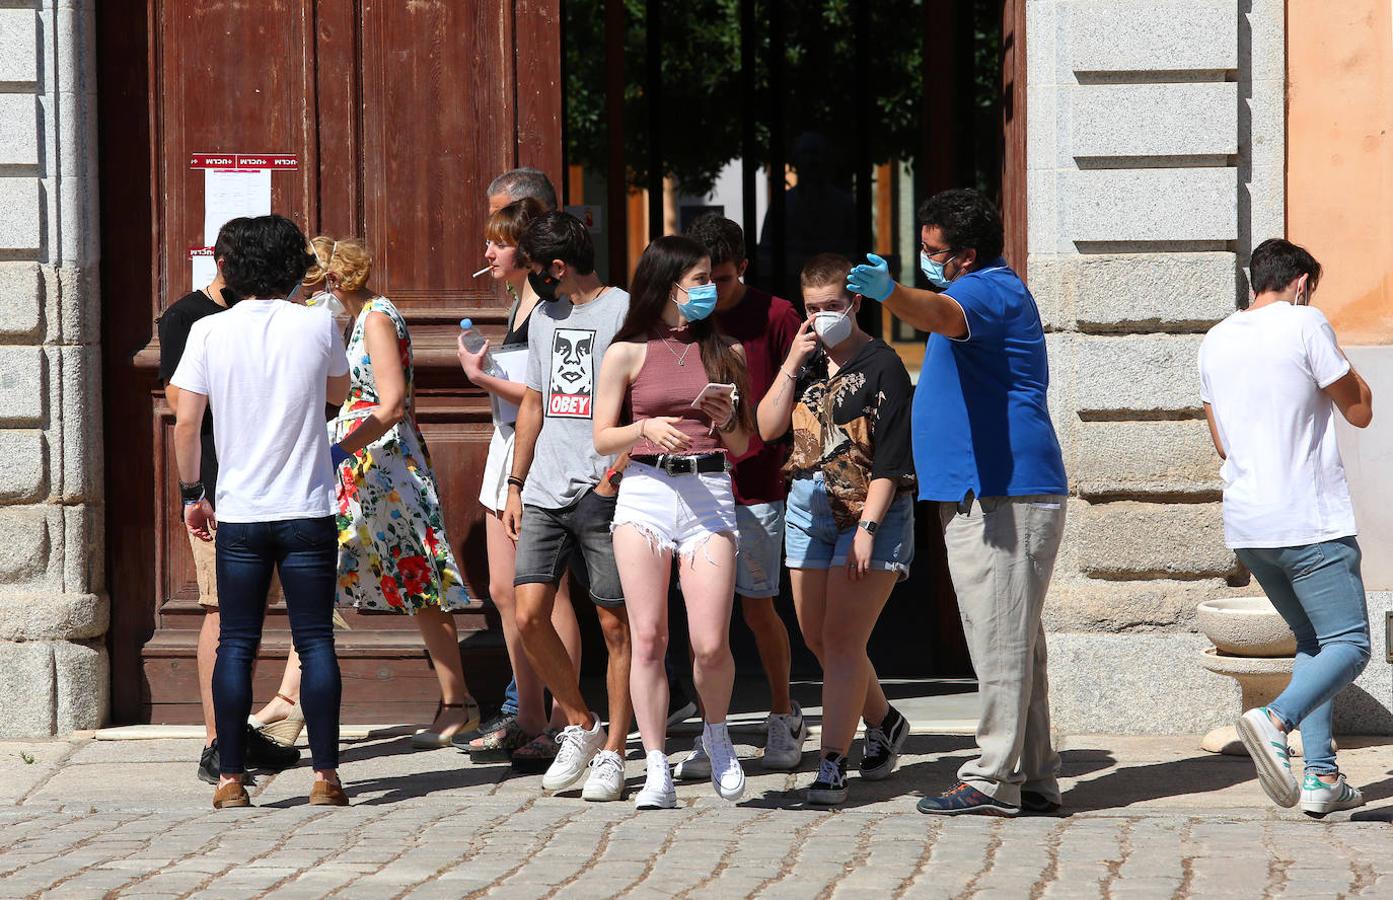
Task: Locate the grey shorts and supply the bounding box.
[734,501,785,599]
[514,490,625,608]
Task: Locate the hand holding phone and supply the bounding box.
[693,382,738,432]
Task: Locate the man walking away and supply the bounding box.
[848,189,1068,817]
[172,214,351,809]
[1200,237,1372,816]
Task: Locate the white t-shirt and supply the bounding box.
[1198,302,1355,548]
[171,298,350,523]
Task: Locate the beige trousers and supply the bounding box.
[940,494,1066,805]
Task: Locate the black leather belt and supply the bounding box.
[631,453,730,476]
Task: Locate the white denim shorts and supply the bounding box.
[612,461,738,558]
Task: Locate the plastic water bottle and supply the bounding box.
[459,318,503,377]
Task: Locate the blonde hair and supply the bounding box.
[305,236,373,292]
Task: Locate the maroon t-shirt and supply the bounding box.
[716,286,804,505]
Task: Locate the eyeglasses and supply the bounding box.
[920,243,955,259]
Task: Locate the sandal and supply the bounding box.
[248,693,305,748]
[411,698,481,749]
[510,728,561,774]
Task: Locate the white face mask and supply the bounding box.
[812,310,853,347]
[307,289,345,316]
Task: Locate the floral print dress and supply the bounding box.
[331,297,475,613]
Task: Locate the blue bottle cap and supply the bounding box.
[459,318,473,330]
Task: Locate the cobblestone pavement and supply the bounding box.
[2,731,1392,898]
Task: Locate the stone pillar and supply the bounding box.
[0,3,106,736]
[1026,0,1284,733]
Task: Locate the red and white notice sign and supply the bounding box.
[191,153,299,246]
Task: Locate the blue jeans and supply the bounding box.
[501,679,519,716]
[1235,537,1371,775]
[215,517,342,774]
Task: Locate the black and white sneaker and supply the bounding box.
[859,706,908,781]
[197,742,220,785]
[806,753,849,806]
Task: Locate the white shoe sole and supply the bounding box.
[806,785,847,805]
[581,782,624,802]
[542,756,597,792]
[1236,712,1298,808]
[635,790,677,810]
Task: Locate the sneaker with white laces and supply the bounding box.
[806,753,849,805]
[1235,707,1299,808]
[673,735,711,781]
[704,722,746,801]
[860,705,908,781]
[761,704,809,771]
[541,715,607,792]
[1300,773,1364,818]
[581,750,626,802]
[635,750,677,810]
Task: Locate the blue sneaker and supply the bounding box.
[916,782,1020,817]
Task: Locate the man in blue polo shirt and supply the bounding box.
[849,188,1068,817]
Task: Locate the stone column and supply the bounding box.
[1026,0,1284,733]
[0,3,105,736]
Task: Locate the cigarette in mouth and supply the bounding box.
[471,266,491,278]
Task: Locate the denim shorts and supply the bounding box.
[514,490,624,607]
[785,474,914,580]
[612,462,738,558]
[735,501,785,598]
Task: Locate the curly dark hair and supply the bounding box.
[917,188,1004,264]
[684,213,745,266]
[220,214,316,299]
[1249,238,1322,296]
[519,211,595,275]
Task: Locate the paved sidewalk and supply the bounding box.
[2,729,1392,898]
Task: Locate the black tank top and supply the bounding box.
[503,295,536,347]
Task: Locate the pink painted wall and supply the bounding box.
[1287,0,1393,344]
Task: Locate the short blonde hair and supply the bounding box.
[305,236,373,292]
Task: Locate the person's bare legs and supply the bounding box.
[595,604,632,753]
[790,570,890,734]
[679,535,738,727]
[250,648,303,726]
[198,610,220,745]
[516,581,595,729]
[486,513,582,735]
[740,596,793,716]
[613,525,673,752]
[415,605,476,738]
[817,570,896,755]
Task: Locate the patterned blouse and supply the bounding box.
[786,337,917,529]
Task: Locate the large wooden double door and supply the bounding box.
[99,1,560,724]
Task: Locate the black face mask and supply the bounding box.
[528,269,560,302]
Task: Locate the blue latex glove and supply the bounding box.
[330,443,351,469]
[847,253,895,302]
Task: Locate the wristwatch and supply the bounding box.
[857,520,879,535]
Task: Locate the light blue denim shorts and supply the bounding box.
[784,474,914,580]
[734,500,785,598]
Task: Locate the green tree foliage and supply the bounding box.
[564,0,1001,196]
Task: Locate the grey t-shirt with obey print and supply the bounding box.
[522,287,630,510]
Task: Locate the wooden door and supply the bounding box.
[99,0,561,724]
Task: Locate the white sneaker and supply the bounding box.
[704,722,746,802]
[1235,707,1298,808]
[673,735,711,781]
[581,750,626,802]
[1300,773,1364,817]
[634,750,677,810]
[542,715,607,791]
[761,704,809,771]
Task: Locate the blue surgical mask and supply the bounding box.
[919,250,957,290]
[673,282,718,321]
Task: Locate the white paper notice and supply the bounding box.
[490,346,531,426]
[204,168,271,245]
[190,248,216,291]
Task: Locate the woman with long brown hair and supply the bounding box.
[593,234,754,809]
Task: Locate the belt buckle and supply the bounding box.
[659,454,692,475]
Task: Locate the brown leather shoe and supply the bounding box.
[309,780,349,806]
[212,781,250,809]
